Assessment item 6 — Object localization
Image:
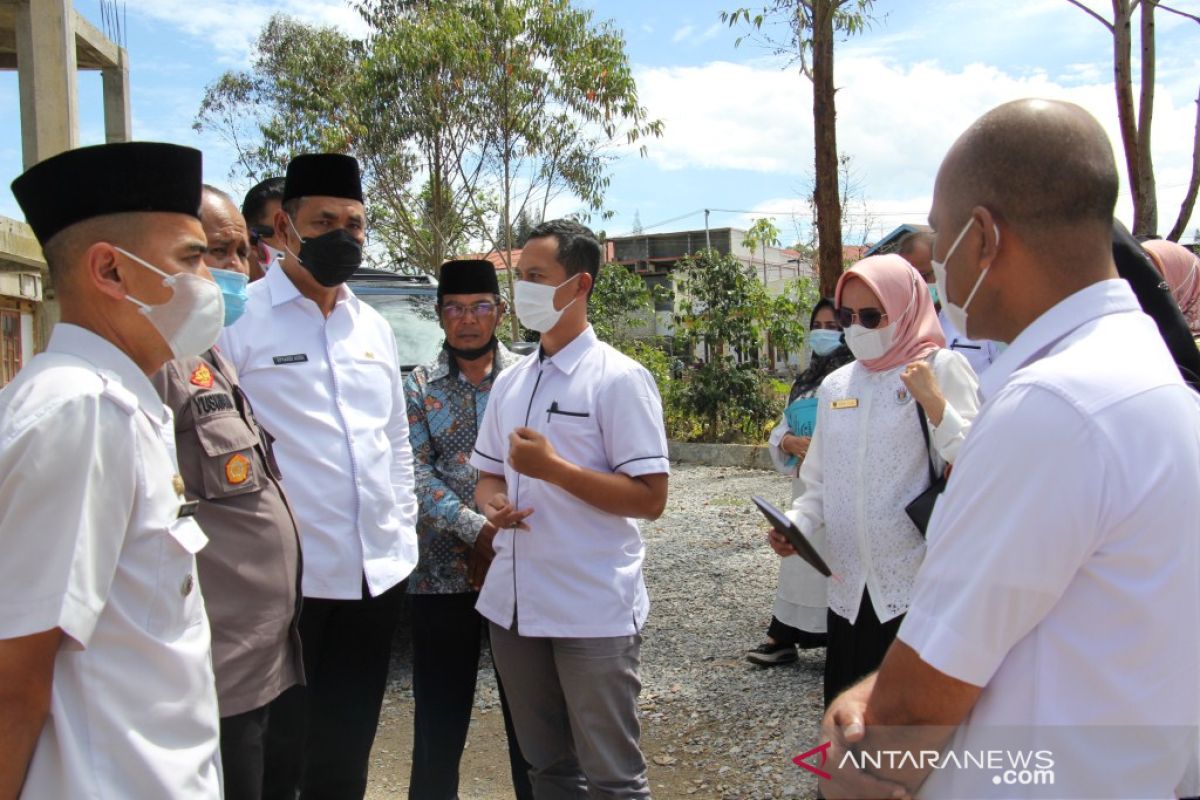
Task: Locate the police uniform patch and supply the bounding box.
[193,391,235,418]
[225,454,251,485]
[190,364,214,388]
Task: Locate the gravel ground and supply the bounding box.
[368,464,825,799]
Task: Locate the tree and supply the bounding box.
[724,1,876,297]
[195,1,662,285]
[672,249,813,441]
[590,263,655,344]
[194,16,364,179]
[743,216,782,284]
[1066,0,1200,239]
[457,0,663,338]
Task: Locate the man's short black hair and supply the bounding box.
[242,177,285,226]
[526,219,602,291]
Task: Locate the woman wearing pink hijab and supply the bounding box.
[767,254,981,706]
[1143,239,1200,340]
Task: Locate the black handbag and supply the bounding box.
[905,403,947,537]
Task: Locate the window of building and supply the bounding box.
[1,309,21,387]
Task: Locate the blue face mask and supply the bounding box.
[808,328,843,357]
[209,267,249,327]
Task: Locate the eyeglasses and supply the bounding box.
[442,301,498,320]
[248,224,274,246]
[836,306,888,330]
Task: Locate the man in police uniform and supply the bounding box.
[152,184,304,800]
[0,142,222,798]
[220,153,418,799]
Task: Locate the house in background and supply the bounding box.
[0,0,132,386]
[864,223,932,257]
[607,226,818,370]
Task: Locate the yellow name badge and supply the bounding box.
[831,398,859,410]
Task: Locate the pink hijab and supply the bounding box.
[834,253,946,372]
[1143,239,1200,335]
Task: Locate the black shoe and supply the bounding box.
[746,641,798,666]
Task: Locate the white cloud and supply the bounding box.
[634,54,1200,234]
[129,0,369,66]
[695,22,723,45]
[671,24,694,44]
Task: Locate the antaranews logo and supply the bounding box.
[792,742,1055,788]
[792,741,833,780]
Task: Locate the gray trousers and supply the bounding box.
[488,622,650,800]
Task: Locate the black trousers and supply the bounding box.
[767,615,828,649]
[220,691,304,800]
[409,592,533,800]
[272,580,406,800]
[823,588,904,707]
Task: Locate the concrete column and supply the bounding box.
[102,47,132,143]
[15,0,79,169]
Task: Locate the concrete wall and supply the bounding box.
[668,441,775,471]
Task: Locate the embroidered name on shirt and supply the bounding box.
[272,354,308,365]
[193,392,235,417]
[831,398,859,410]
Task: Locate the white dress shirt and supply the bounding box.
[903,280,1200,799]
[789,348,980,624]
[938,308,1000,376]
[469,327,670,637]
[220,266,418,599]
[0,324,221,799]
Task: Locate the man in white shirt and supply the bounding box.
[471,219,670,798]
[899,229,1001,375]
[0,142,222,798]
[819,99,1200,799]
[219,153,418,799]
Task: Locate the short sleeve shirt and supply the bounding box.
[469,327,670,637]
[153,348,303,716]
[0,324,221,799]
[901,281,1200,798]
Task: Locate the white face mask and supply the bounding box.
[117,246,225,360]
[932,218,999,338]
[844,323,894,361]
[841,276,915,362]
[514,274,580,333]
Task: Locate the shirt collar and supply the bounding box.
[539,326,598,376]
[266,262,354,309]
[46,323,167,419]
[980,279,1140,401]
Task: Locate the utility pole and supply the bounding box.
[704,209,711,250]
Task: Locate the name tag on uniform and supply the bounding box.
[273,354,308,365]
[193,391,235,418]
[831,398,859,410]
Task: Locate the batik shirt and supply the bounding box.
[405,342,524,594]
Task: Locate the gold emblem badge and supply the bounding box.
[171,473,186,497]
[831,398,859,410]
[364,350,375,359]
[225,454,251,485]
[190,364,214,388]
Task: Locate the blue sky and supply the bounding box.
[3,0,1199,246]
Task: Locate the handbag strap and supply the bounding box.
[915,402,938,485]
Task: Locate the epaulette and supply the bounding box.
[97,371,138,416]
